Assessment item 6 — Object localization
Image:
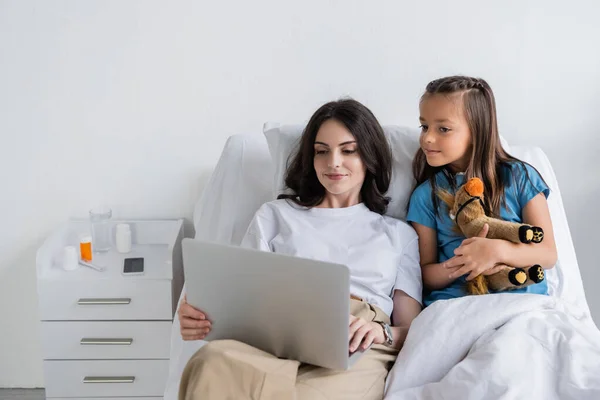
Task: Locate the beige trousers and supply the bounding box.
[179,299,398,400]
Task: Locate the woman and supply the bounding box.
[178,98,422,400]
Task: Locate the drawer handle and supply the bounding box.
[80,338,133,345]
[77,298,131,305]
[83,376,135,384]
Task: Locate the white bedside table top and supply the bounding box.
[37,219,183,281]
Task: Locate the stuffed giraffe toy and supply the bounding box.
[438,177,546,295]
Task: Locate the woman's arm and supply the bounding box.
[412,222,455,290]
[349,289,422,352]
[350,233,424,352]
[389,289,422,350]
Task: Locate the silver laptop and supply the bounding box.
[182,238,370,370]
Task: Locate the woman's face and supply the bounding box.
[313,119,366,202]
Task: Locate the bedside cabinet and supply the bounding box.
[36,219,184,399]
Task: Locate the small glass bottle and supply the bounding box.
[89,206,112,252]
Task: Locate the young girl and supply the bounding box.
[407,76,558,306]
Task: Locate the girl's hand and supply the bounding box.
[178,295,212,341]
[444,224,503,280]
[348,315,385,353]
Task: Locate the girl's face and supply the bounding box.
[313,119,366,202]
[419,93,473,172]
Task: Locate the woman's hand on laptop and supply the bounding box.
[178,295,212,341]
[348,315,385,353]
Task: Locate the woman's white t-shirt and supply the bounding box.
[240,199,422,317]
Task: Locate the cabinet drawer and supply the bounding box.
[38,279,173,320]
[41,321,172,360]
[43,360,169,398]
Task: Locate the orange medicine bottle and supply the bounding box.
[80,236,92,262]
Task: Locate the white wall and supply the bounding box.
[1,0,599,387]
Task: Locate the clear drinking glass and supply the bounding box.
[89,206,112,252]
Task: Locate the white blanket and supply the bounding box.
[385,294,600,400]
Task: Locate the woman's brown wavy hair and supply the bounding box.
[279,98,392,215]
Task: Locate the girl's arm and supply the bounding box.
[448,193,557,280]
[412,222,457,290]
[495,193,557,268]
[389,289,422,350]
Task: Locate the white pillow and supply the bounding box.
[263,122,512,221]
[193,134,273,245]
[263,122,420,220]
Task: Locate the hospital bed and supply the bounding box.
[164,127,599,400]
